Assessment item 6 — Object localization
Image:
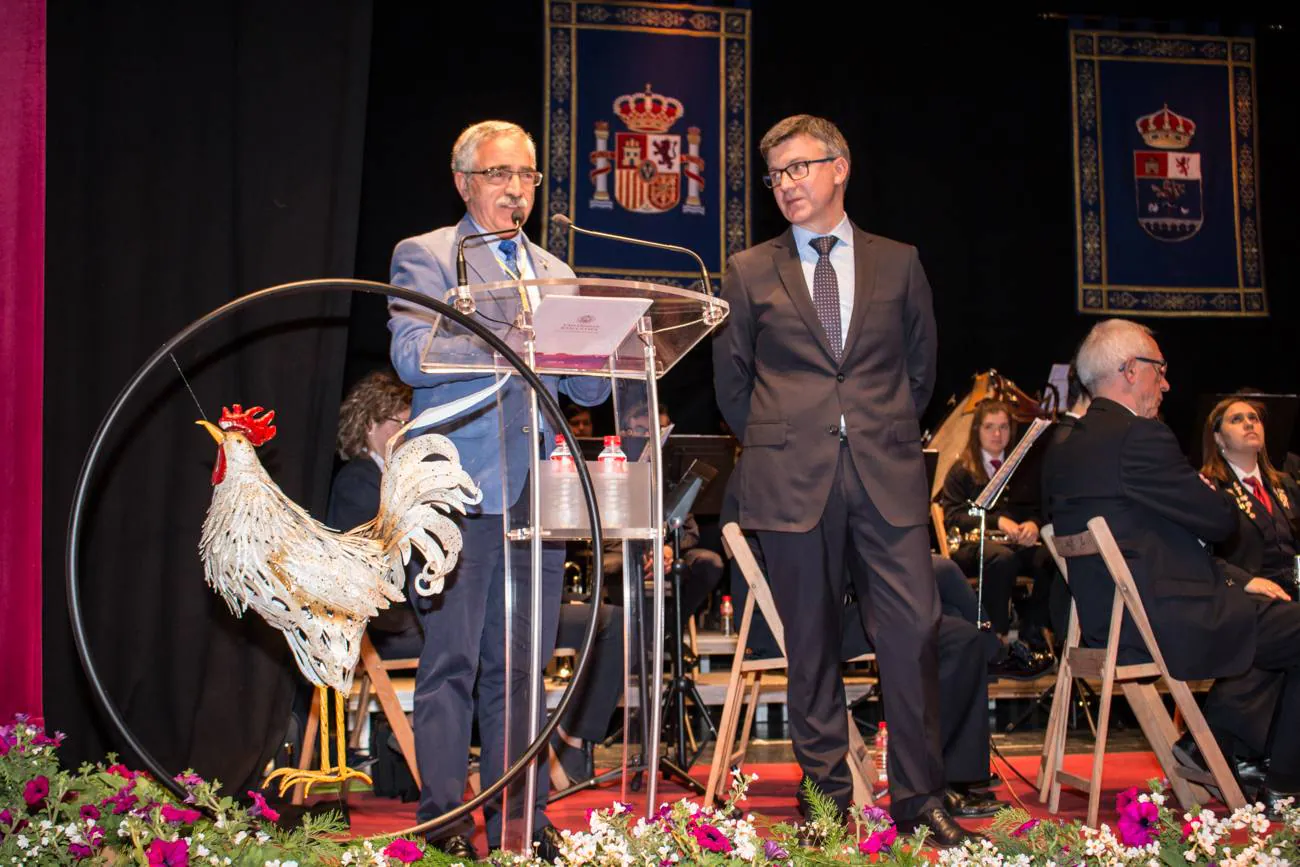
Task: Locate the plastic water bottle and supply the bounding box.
[597,435,628,528]
[720,595,734,636]
[549,435,578,527]
[873,722,889,785]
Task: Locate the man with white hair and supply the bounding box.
[1042,318,1300,811]
[388,120,608,859]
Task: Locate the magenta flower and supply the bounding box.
[246,790,280,822]
[1115,786,1140,811]
[68,842,95,860]
[1117,799,1160,847]
[1012,819,1041,837]
[859,826,897,855]
[174,772,204,787]
[382,839,423,863]
[161,804,202,824]
[1182,818,1201,841]
[862,806,891,824]
[691,823,733,853]
[0,808,11,826]
[80,804,100,821]
[103,784,139,815]
[146,838,189,866]
[23,775,49,807]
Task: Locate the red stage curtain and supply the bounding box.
[0,0,45,722]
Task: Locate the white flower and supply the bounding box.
[233,830,248,845]
[39,820,53,831]
[197,845,210,857]
[14,836,29,850]
[256,831,271,844]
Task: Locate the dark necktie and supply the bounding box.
[498,239,520,276]
[1245,476,1274,516]
[810,235,842,362]
[990,458,1003,473]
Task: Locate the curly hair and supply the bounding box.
[336,370,412,459]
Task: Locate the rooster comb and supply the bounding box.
[218,404,277,445]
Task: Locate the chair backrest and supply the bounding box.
[721,522,788,656]
[1041,517,1174,675]
[930,502,951,559]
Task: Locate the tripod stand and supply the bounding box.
[653,518,717,793]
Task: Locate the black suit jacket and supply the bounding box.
[713,222,937,531]
[1041,398,1254,680]
[1212,472,1300,586]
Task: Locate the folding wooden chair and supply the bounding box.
[931,502,952,559]
[704,522,876,805]
[1037,517,1245,826]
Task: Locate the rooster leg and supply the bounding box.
[260,686,371,798]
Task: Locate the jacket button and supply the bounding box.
[836,373,845,382]
[522,426,530,433]
[826,425,838,435]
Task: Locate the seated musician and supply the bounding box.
[938,398,1057,660]
[1179,395,1300,797]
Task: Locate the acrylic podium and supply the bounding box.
[406,276,728,848]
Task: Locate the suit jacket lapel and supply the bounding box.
[841,223,878,358]
[773,229,838,364]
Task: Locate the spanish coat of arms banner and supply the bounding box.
[542,1,751,288]
[1071,30,1266,317]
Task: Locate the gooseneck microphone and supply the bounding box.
[453,209,525,314]
[549,213,712,296]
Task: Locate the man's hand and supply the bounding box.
[1245,577,1292,601]
[643,544,673,577]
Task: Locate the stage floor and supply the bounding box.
[332,737,1187,851]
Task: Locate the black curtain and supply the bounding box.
[43,1,373,793]
[351,8,1300,455]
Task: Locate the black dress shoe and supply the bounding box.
[944,788,1009,819]
[988,641,1055,681]
[428,834,478,860]
[895,806,977,848]
[533,824,565,862]
[1172,732,1268,801]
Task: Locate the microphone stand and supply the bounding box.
[550,213,716,300]
[452,213,524,315]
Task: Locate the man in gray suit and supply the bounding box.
[713,115,970,845]
[389,120,608,860]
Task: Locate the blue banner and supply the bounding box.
[1071,31,1266,317]
[542,1,751,289]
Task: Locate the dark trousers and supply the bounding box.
[409,509,564,845]
[554,602,624,743]
[1204,598,1300,788]
[755,447,944,819]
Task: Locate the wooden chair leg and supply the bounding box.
[734,675,763,761]
[1121,683,1201,810]
[1038,659,1073,802]
[847,715,876,806]
[705,669,749,803]
[290,690,321,806]
[1167,680,1244,809]
[1084,670,1118,827]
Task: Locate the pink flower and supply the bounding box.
[859,826,897,855]
[382,839,423,863]
[80,804,100,821]
[1117,799,1160,847]
[1115,786,1140,811]
[691,823,733,853]
[103,784,138,815]
[1182,818,1201,841]
[69,842,95,860]
[246,790,280,823]
[1012,819,1041,837]
[146,838,189,866]
[23,775,49,807]
[107,763,136,780]
[161,804,202,824]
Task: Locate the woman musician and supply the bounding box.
[937,399,1058,657]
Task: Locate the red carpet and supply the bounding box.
[337,751,1183,849]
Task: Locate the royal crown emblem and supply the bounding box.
[1132,103,1202,242]
[588,83,705,215]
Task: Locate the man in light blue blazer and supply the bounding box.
[388,120,608,860]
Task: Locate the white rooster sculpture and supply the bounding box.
[197,402,483,796]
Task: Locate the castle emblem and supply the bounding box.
[1133,104,1203,242]
[589,84,705,215]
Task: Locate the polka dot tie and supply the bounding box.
[498,239,519,276]
[810,235,842,362]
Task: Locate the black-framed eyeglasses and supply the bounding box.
[1130,356,1168,377]
[386,416,408,425]
[464,166,544,187]
[761,157,836,189]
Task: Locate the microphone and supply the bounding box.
[453,210,525,314]
[550,213,713,297]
